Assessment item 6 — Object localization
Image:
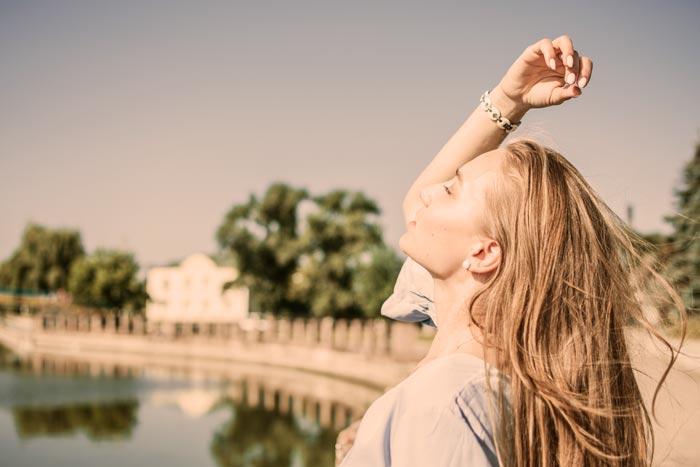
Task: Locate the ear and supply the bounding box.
[467,239,501,274]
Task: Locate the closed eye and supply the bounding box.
[443,184,452,195]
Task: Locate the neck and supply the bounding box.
[424,275,482,357]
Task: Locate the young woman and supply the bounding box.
[337,35,688,467]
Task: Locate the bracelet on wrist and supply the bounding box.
[479,89,522,134]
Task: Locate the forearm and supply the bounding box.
[402,85,529,222]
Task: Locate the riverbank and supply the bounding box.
[0,314,425,392]
[2,313,699,466]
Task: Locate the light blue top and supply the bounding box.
[379,255,438,328]
[348,256,512,466]
[339,352,511,467]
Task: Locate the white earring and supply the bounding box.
[462,259,471,270]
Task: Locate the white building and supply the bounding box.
[145,253,249,326]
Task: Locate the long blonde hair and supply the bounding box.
[465,137,688,466]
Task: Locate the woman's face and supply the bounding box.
[399,149,505,279]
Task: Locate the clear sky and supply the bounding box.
[2,0,699,270]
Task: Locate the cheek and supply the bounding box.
[420,207,472,245]
[414,210,473,272]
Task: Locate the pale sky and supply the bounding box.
[1,0,699,271]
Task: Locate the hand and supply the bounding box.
[496,35,593,110]
[335,419,362,466]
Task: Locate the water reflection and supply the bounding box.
[13,400,139,441]
[0,344,377,467]
[210,398,337,467]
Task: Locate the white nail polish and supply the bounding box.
[566,73,575,84]
[567,55,573,68]
[578,77,587,88]
[549,58,556,70]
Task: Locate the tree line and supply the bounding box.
[1,137,698,320]
[0,183,403,320]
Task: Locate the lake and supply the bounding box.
[0,344,372,467]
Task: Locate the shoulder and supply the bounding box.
[399,353,497,411]
[388,390,501,466]
[451,363,512,463]
[389,355,510,466]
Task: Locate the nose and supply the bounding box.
[419,185,436,207]
[419,188,430,206]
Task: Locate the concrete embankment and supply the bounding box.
[3,314,699,465]
[0,314,421,392]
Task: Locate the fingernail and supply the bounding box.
[578,77,587,88]
[567,55,573,68]
[566,73,575,84]
[549,58,556,70]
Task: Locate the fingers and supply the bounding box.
[530,38,558,71]
[551,85,579,104]
[528,35,593,104]
[577,56,593,88]
[569,50,581,83]
[552,35,578,86]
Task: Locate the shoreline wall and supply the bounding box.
[0,312,436,391]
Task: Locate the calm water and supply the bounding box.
[0,345,358,467]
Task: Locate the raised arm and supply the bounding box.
[402,35,592,226]
[401,86,528,224]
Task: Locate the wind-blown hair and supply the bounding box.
[465,137,688,466]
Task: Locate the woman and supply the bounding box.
[338,35,688,466]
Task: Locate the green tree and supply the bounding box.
[216,183,310,317]
[663,138,700,316]
[0,223,85,294]
[67,249,148,315]
[290,190,402,319]
[351,244,404,319]
[216,183,402,319]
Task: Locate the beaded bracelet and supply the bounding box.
[479,89,522,134]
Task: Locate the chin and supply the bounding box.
[398,233,412,257]
[398,237,424,266]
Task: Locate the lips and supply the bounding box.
[408,220,417,227]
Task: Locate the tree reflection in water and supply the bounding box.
[210,397,337,467]
[0,343,350,466]
[13,400,139,441]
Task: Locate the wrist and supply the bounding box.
[488,85,529,123]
